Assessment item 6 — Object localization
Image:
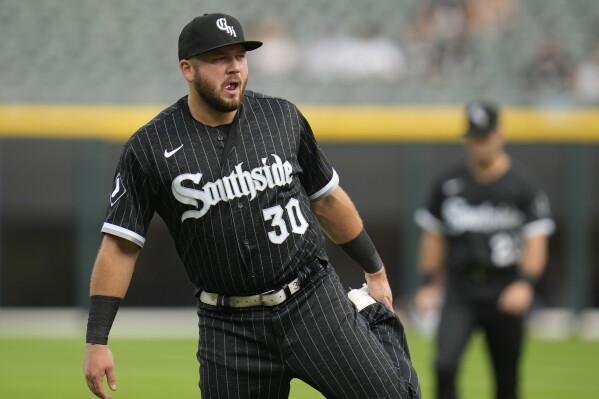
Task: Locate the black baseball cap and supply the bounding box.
[178,13,263,60]
[464,100,500,137]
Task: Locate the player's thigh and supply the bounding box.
[482,310,523,372]
[197,305,291,399]
[436,292,477,369]
[282,269,411,398]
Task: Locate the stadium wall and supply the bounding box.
[0,105,597,310]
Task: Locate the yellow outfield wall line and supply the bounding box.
[0,104,598,143]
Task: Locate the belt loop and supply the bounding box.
[298,258,322,286]
[296,267,306,283]
[314,257,325,273]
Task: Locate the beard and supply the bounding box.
[192,73,246,113]
[475,156,492,169]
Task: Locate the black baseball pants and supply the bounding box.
[434,284,524,399]
[197,263,420,398]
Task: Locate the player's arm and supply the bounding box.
[84,234,140,399]
[518,234,549,282]
[418,229,446,284]
[310,186,393,310]
[498,234,549,315]
[414,230,446,312]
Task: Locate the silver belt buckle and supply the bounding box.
[259,289,277,306]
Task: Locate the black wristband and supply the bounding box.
[339,228,383,274]
[517,273,537,287]
[86,295,122,345]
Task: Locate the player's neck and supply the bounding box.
[469,153,510,184]
[187,93,237,127]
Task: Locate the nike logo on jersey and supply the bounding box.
[109,173,127,206]
[164,144,184,158]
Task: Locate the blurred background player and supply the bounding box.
[413,100,555,399]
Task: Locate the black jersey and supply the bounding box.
[102,91,338,295]
[415,161,554,274]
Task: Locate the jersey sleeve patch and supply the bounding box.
[109,173,127,206]
[101,222,146,247]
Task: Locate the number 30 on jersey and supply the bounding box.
[262,198,308,244]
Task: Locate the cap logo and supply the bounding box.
[469,104,488,127]
[216,18,237,37]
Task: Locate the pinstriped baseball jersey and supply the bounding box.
[102,91,338,295]
[415,162,555,274]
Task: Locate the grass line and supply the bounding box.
[1,334,598,398]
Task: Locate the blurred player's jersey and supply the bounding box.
[415,161,555,273]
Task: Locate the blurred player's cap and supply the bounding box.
[464,100,500,137]
[178,13,262,60]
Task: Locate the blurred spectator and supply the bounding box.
[426,0,470,43]
[467,0,519,40]
[403,1,476,83]
[524,36,574,105]
[403,7,440,79]
[305,26,406,82]
[573,42,599,105]
[249,18,300,79]
[430,31,477,80]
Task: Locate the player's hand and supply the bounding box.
[365,266,394,312]
[414,284,442,313]
[84,343,118,399]
[497,280,534,316]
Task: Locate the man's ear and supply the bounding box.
[179,59,194,82]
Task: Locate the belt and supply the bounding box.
[199,260,323,308]
[200,276,302,308]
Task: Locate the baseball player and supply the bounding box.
[413,100,555,399]
[83,13,420,399]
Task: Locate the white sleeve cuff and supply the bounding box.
[522,218,555,238]
[101,223,146,247]
[414,208,444,234]
[309,169,339,201]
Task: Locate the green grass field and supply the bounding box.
[1,332,598,398]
